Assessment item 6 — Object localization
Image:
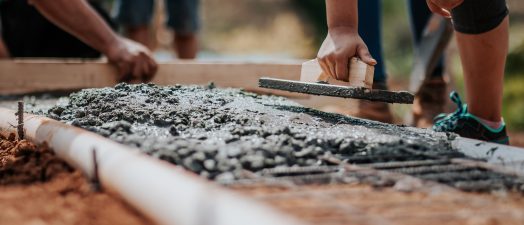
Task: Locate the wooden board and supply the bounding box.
[0,59,306,97]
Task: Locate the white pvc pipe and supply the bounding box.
[0,108,305,225]
[453,137,524,175]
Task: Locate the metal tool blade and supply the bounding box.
[259,77,414,104]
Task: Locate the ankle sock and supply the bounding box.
[478,117,504,130]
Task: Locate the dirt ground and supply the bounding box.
[234,183,524,225]
[509,131,524,147]
[0,133,153,225]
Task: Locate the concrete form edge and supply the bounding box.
[453,137,524,175]
[0,108,305,225]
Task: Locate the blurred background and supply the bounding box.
[53,0,524,144]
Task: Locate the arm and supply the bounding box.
[317,0,376,82]
[29,0,157,82]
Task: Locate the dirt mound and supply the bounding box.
[0,133,72,184]
[0,134,152,225]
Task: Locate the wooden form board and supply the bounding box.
[0,59,305,97]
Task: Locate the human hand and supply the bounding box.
[106,38,158,82]
[426,0,464,18]
[317,27,376,82]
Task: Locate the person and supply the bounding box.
[114,0,200,59]
[355,0,447,127]
[317,0,509,144]
[0,0,157,82]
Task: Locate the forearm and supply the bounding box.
[326,0,359,29]
[29,0,119,55]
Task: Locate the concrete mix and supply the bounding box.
[42,83,463,183]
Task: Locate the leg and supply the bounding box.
[350,0,393,123]
[451,0,508,122]
[174,33,198,59]
[114,0,154,48]
[358,0,386,84]
[0,37,9,58]
[165,0,200,59]
[433,0,509,144]
[127,26,151,48]
[456,19,508,122]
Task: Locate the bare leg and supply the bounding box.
[174,33,197,59]
[126,25,152,49]
[455,17,508,122]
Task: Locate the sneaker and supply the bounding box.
[353,82,394,124]
[432,91,509,145]
[412,76,447,128]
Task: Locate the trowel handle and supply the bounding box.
[300,57,374,89]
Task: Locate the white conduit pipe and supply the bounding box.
[0,108,305,225]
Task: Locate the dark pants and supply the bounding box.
[358,0,445,83]
[0,0,116,58]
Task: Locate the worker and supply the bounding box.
[318,0,509,144]
[355,0,447,127]
[114,0,200,59]
[0,0,157,82]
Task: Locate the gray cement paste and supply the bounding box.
[44,83,464,183]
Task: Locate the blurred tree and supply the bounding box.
[505,41,524,76]
[290,0,327,48]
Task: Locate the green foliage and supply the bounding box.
[505,42,524,77]
[503,76,524,130]
[290,0,327,48]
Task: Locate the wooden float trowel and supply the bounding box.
[259,57,415,104]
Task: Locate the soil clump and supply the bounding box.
[0,133,152,225]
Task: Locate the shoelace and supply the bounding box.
[433,91,466,131]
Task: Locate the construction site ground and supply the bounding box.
[0,133,152,225]
[1,83,524,225]
[234,182,524,225]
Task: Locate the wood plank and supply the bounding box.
[0,59,306,97]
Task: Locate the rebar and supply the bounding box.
[16,101,24,140]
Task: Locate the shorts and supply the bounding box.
[451,0,508,34]
[114,0,200,35]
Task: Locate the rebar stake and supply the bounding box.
[91,148,101,192]
[16,101,24,140]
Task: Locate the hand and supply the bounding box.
[105,38,158,82]
[426,0,464,18]
[317,27,376,82]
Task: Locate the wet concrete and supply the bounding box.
[259,78,414,104]
[44,83,456,182]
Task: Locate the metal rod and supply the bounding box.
[16,101,24,140]
[91,148,101,192]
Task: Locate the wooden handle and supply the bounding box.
[300,57,374,89]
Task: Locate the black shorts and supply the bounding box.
[0,0,116,58]
[451,0,508,34]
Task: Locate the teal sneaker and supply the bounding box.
[432,91,509,145]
